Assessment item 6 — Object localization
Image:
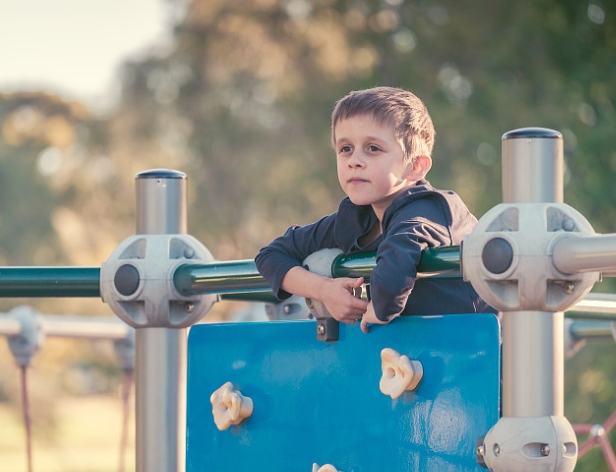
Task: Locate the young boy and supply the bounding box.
[255,86,491,333]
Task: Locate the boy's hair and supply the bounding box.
[331,86,436,164]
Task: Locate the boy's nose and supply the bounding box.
[348,151,365,167]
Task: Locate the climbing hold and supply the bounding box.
[210,381,254,431]
[379,348,423,399]
[312,463,342,472]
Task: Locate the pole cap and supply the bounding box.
[502,127,562,140]
[136,169,187,180]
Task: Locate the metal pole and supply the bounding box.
[502,311,564,416]
[553,233,616,274]
[0,316,21,336]
[501,128,564,418]
[502,127,564,204]
[134,169,187,472]
[0,267,100,297]
[173,246,462,300]
[568,321,614,340]
[42,316,130,340]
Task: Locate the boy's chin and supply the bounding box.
[348,196,372,207]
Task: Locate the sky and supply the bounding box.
[0,0,175,114]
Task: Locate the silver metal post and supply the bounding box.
[134,169,187,472]
[501,128,564,418]
[553,233,616,274]
[502,311,563,416]
[502,128,564,204]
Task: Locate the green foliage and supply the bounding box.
[566,340,616,472]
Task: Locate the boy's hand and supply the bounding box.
[321,276,368,324]
[279,267,367,324]
[360,302,389,333]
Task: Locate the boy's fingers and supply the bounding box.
[360,318,370,333]
[342,277,364,289]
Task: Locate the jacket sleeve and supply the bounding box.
[370,204,451,321]
[255,213,338,300]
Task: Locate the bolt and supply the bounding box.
[184,247,195,259]
[317,323,326,336]
[476,445,485,457]
[591,424,605,437]
[562,218,576,231]
[283,305,291,315]
[563,282,575,294]
[184,302,194,313]
[493,443,500,457]
[541,444,550,456]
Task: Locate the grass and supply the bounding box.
[0,395,135,472]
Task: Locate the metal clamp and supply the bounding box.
[100,233,218,328]
[478,416,577,472]
[462,202,600,313]
[303,249,345,342]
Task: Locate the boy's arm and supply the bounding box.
[370,214,448,322]
[256,212,369,322]
[255,215,338,301]
[281,266,368,324]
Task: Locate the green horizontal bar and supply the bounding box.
[174,259,271,297]
[0,247,461,300]
[0,267,101,298]
[565,310,616,321]
[220,291,280,304]
[331,246,461,279]
[568,321,614,339]
[176,246,462,298]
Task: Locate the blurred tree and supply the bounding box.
[102,0,616,260]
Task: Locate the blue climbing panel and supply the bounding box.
[186,314,500,472]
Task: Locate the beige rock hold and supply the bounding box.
[379,347,423,399]
[210,381,254,431]
[312,463,342,472]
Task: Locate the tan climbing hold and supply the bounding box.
[379,347,423,399]
[312,463,342,472]
[210,381,254,430]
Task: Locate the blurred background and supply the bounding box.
[0,0,615,470]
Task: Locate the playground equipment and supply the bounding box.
[0,307,135,472]
[1,128,616,471]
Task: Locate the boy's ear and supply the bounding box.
[406,155,432,180]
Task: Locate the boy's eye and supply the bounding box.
[339,145,353,154]
[368,145,381,152]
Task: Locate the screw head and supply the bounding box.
[541,444,550,456]
[283,305,291,314]
[476,445,485,457]
[562,218,576,231]
[563,282,575,294]
[493,443,500,457]
[591,424,605,437]
[184,302,194,313]
[317,323,326,336]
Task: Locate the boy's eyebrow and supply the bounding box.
[335,134,388,145]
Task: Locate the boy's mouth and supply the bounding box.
[348,177,369,184]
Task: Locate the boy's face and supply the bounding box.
[334,114,420,220]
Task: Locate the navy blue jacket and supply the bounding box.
[255,179,492,321]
